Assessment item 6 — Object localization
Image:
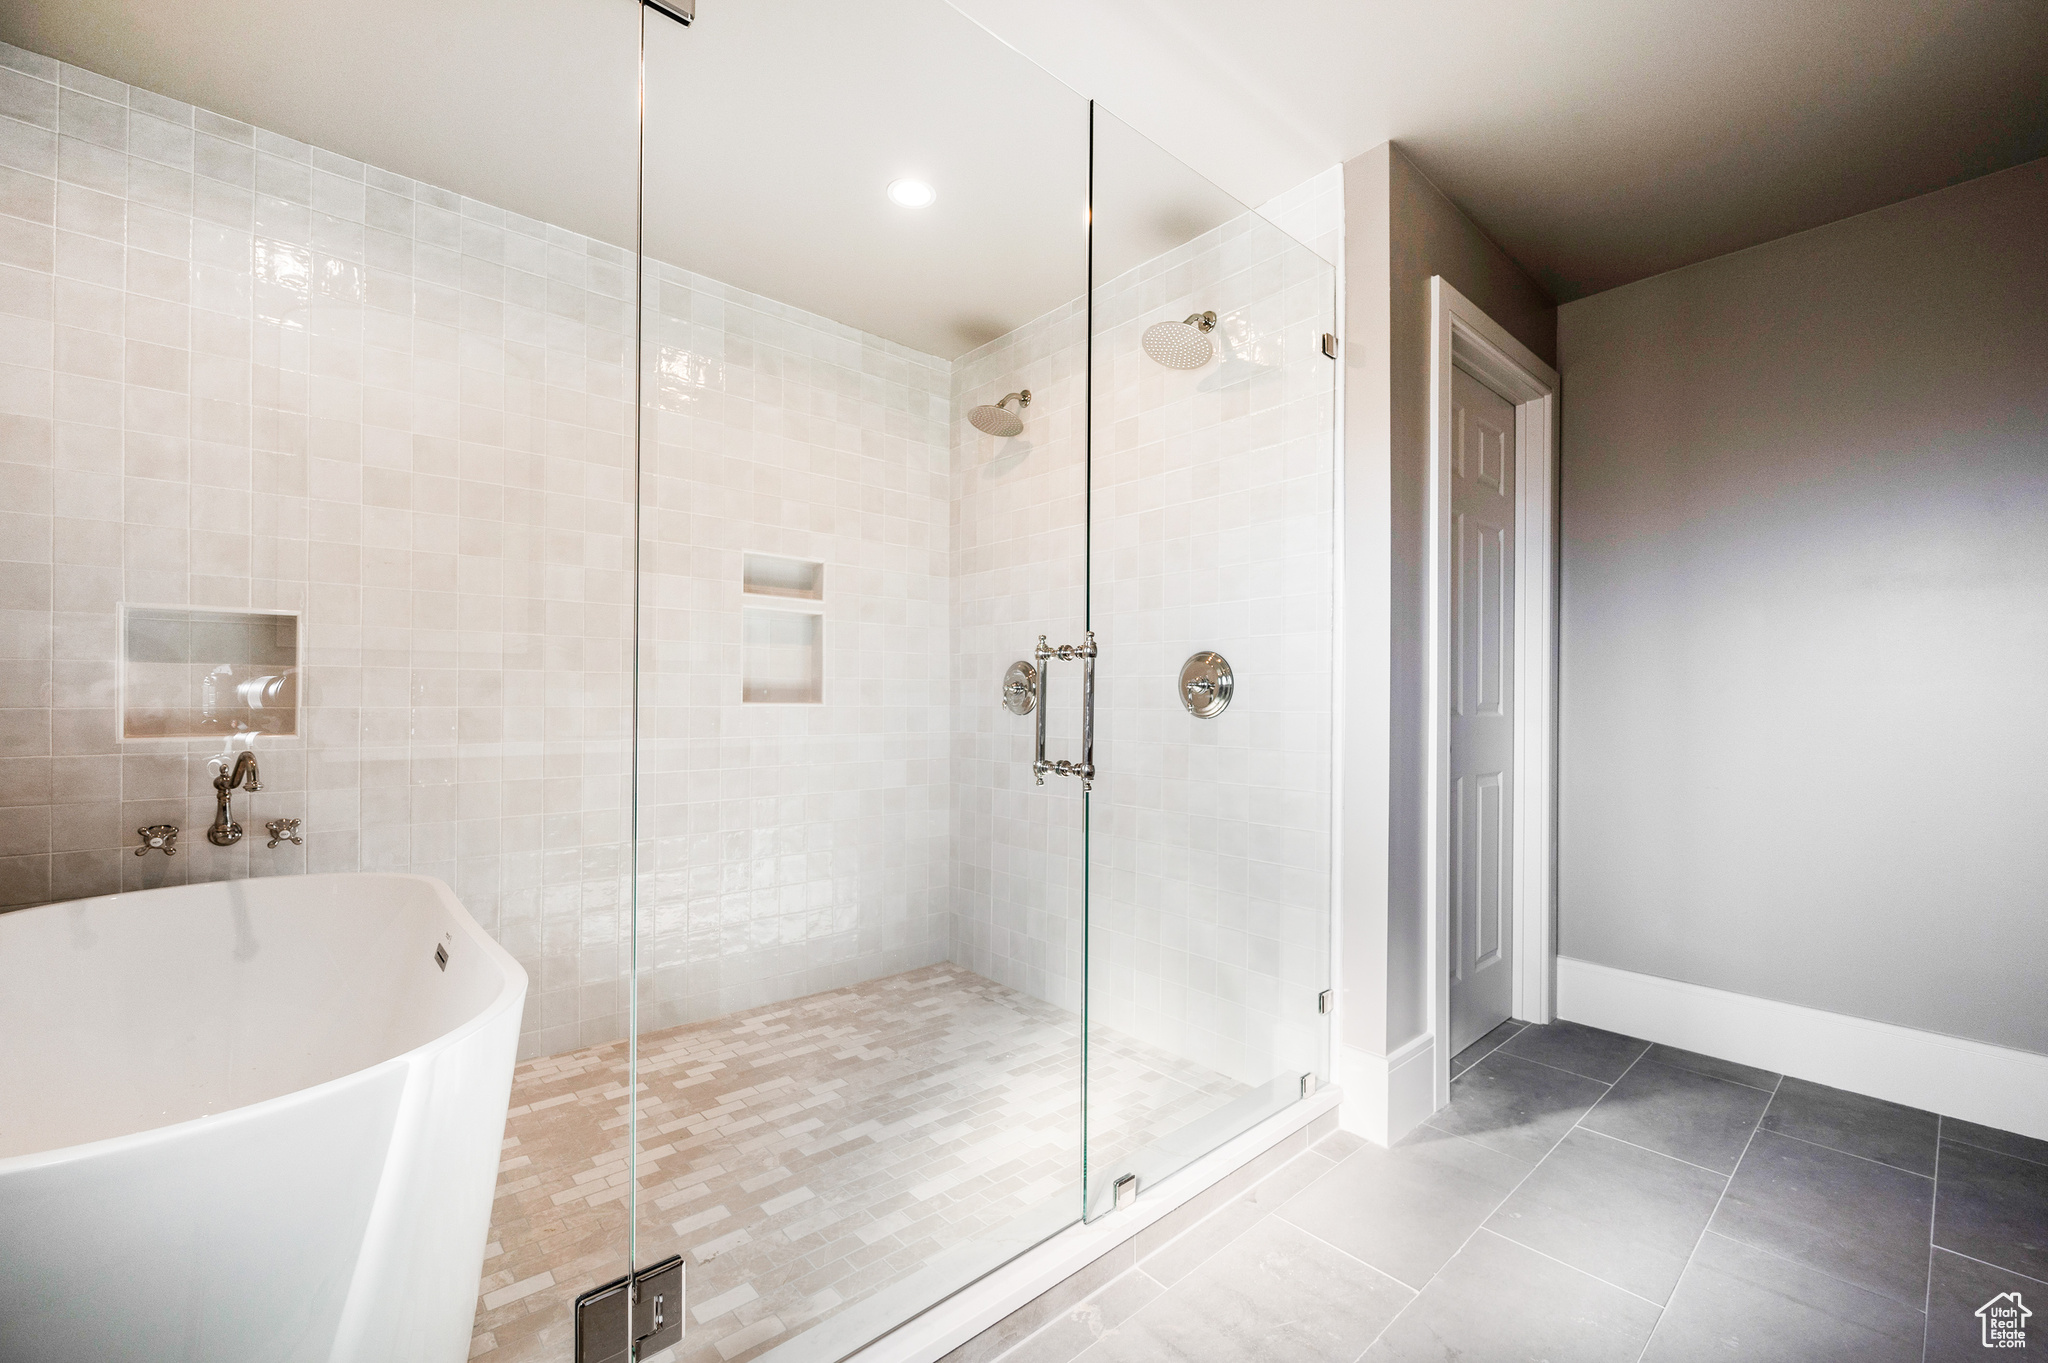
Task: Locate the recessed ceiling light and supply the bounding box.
[887,179,936,209]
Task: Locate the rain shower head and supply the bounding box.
[969,390,1031,437]
[1142,312,1217,369]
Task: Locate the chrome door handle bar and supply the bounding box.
[1033,632,1096,791]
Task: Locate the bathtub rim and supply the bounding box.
[0,872,528,1176]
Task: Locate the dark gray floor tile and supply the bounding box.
[1276,1122,1528,1289]
[944,1244,1135,1363]
[1496,1018,1650,1083]
[1426,1050,1612,1162]
[1085,1218,1412,1363]
[1451,1019,1525,1077]
[1760,1076,1939,1175]
[1242,1149,1340,1214]
[1924,1247,2045,1361]
[1010,1272,1163,1363]
[1640,1231,1926,1363]
[1581,1058,1773,1174]
[1141,1196,1266,1288]
[1485,1128,1726,1304]
[1943,1115,2048,1167]
[1362,1229,1661,1362]
[1311,1129,1368,1160]
[1933,1137,2048,1282]
[1645,1042,1780,1092]
[1710,1128,1934,1307]
[1140,1148,1339,1289]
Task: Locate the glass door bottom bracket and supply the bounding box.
[575,1256,684,1363]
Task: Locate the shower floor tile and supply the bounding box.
[470,965,1251,1363]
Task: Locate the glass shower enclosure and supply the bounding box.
[486,2,1337,1360]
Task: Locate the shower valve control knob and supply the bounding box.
[266,818,304,848]
[136,824,179,856]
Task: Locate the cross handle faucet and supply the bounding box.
[207,752,262,846]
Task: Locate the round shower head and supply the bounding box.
[1142,311,1217,370]
[969,389,1031,438]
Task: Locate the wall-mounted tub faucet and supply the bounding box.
[208,752,262,846]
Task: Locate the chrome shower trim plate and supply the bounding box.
[1178,650,1233,718]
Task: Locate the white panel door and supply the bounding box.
[1449,365,1516,1056]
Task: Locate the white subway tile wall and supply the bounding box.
[948,173,1340,1088]
[0,42,1339,1082]
[1087,200,1338,1088]
[946,298,1090,1008]
[0,39,648,1057]
[632,261,955,1032]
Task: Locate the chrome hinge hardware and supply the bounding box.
[1032,632,1097,791]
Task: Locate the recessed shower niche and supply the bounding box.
[119,605,300,740]
[742,554,825,703]
[741,551,824,601]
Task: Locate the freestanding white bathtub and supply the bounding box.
[0,873,527,1363]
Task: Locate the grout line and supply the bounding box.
[1923,1115,1940,1363]
[1753,1126,1936,1180]
[1559,1125,1732,1179]
[1633,1058,1778,1096]
[1700,1223,1930,1314]
[1479,1041,1642,1087]
[984,1141,1337,1363]
[1626,1043,1773,1363]
[1447,1022,1524,1073]
[1283,1218,1427,1292]
[1441,1039,1613,1096]
[1938,1129,2048,1169]
[1471,1225,1669,1309]
[1371,1040,1658,1351]
[1928,1246,2048,1289]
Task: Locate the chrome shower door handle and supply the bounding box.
[1032,632,1096,791]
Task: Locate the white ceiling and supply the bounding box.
[641,3,1246,356]
[3,0,1251,358]
[952,0,2048,300]
[7,0,2044,351]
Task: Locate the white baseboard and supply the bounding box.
[1557,956,2048,1142]
[1337,1033,1436,1146]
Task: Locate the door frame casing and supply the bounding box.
[1425,276,1561,1111]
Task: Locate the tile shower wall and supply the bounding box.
[0,31,1339,1078]
[1089,196,1337,1087]
[0,43,949,1060]
[946,300,1089,1008]
[633,261,953,1032]
[948,171,1341,1085]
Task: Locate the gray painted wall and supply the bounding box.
[1340,143,1556,1057]
[1557,157,2048,1055]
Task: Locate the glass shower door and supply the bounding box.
[1082,109,1338,1218]
[627,4,1091,1360]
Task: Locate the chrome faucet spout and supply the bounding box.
[217,751,261,793]
[208,751,262,846]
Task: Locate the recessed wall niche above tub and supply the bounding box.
[119,606,301,741]
[741,554,826,703]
